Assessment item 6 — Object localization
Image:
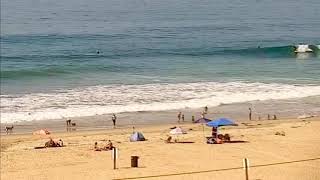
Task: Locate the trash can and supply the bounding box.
[131,156,139,167]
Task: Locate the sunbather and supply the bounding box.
[206,137,222,144]
[94,142,101,151]
[45,138,63,148]
[94,140,114,151]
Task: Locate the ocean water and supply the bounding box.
[1,0,320,123]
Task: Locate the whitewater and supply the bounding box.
[1,81,320,123]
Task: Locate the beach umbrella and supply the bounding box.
[170,127,187,135]
[194,118,211,123]
[194,118,211,137]
[206,118,237,127]
[206,118,237,139]
[169,127,187,142]
[33,129,51,135]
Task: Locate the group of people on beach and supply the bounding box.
[177,112,185,123]
[177,106,208,123]
[249,108,278,121]
[94,140,114,151]
[64,113,118,131]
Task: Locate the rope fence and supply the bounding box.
[113,157,320,180]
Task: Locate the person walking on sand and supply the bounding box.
[182,114,185,122]
[249,108,252,121]
[204,106,208,114]
[177,112,182,123]
[112,113,117,128]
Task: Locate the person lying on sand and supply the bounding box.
[217,134,231,142]
[45,138,63,148]
[207,137,223,144]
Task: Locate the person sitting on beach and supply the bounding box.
[94,142,101,151]
[165,136,172,143]
[216,134,231,142]
[224,134,231,142]
[104,140,114,150]
[212,127,217,138]
[94,141,113,151]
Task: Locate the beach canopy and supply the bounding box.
[206,118,237,127]
[170,127,187,135]
[33,129,50,135]
[194,118,211,123]
[130,132,146,142]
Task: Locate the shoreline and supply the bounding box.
[2,95,319,135]
[2,83,320,124]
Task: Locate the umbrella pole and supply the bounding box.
[202,124,207,144]
[202,124,205,137]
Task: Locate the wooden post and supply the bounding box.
[112,148,117,169]
[243,158,249,180]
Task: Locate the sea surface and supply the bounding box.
[1,0,320,123]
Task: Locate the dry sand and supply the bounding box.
[1,118,320,180]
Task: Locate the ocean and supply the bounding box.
[1,0,320,123]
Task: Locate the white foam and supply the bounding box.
[295,44,313,53]
[1,81,320,123]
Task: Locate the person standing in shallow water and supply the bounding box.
[249,108,252,120]
[204,106,208,114]
[112,113,117,128]
[273,114,277,120]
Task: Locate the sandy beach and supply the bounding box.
[1,117,320,180]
